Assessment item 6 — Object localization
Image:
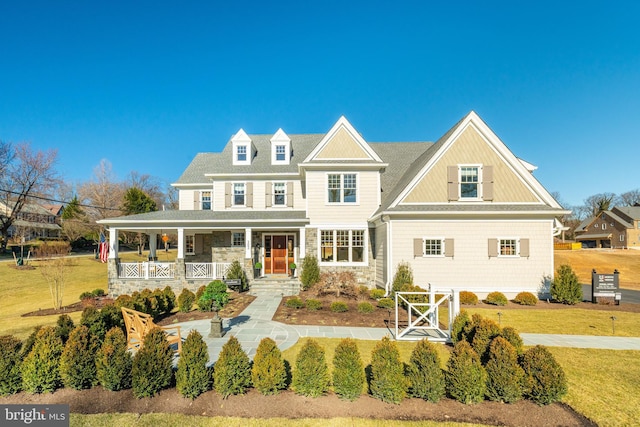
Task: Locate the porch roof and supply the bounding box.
[575,233,612,240]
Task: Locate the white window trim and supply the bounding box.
[326,172,359,205]
[200,190,212,210]
[185,234,195,255]
[232,231,245,247]
[317,228,367,266]
[458,164,483,201]
[497,237,520,258]
[233,182,246,207]
[602,223,607,230]
[422,237,445,257]
[272,182,287,207]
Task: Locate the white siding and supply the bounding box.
[211,180,303,211]
[375,221,387,288]
[179,189,196,211]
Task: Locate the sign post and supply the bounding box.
[591,269,621,305]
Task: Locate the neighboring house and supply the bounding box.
[98,112,568,298]
[0,201,62,241]
[575,206,640,249]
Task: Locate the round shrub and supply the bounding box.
[21,326,64,394]
[470,318,502,363]
[357,301,374,314]
[551,264,582,305]
[357,285,370,299]
[79,291,94,300]
[500,326,524,356]
[451,310,471,345]
[80,306,108,342]
[114,294,134,310]
[305,298,322,311]
[285,296,305,309]
[162,286,176,312]
[300,255,320,290]
[178,288,196,313]
[96,327,132,391]
[92,288,106,297]
[251,337,287,395]
[132,327,174,398]
[292,339,330,397]
[55,314,75,344]
[176,330,210,399]
[198,280,229,312]
[213,336,251,398]
[0,335,23,395]
[60,325,98,390]
[332,338,365,401]
[406,339,445,402]
[485,291,508,306]
[330,301,349,313]
[100,304,125,333]
[377,297,394,309]
[369,289,385,300]
[521,345,568,405]
[485,337,525,403]
[459,291,479,305]
[514,291,538,306]
[369,336,407,404]
[391,261,414,293]
[445,340,487,404]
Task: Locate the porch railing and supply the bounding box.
[118,262,175,279]
[185,262,231,279]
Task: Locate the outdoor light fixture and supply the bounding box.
[611,316,617,334]
[497,312,503,325]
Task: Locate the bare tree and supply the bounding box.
[165,185,179,210]
[34,242,71,310]
[584,193,616,217]
[0,142,59,251]
[126,171,165,209]
[78,159,125,224]
[617,189,640,207]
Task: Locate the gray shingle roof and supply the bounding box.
[614,206,640,221]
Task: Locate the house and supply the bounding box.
[0,201,62,241]
[98,112,568,298]
[575,206,640,249]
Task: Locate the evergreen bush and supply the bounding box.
[369,288,385,300]
[484,337,525,403]
[195,286,206,307]
[178,288,196,313]
[514,291,538,306]
[369,336,407,404]
[225,260,248,291]
[21,326,64,394]
[445,340,487,404]
[55,314,75,344]
[357,285,370,300]
[459,291,479,305]
[332,338,365,401]
[251,337,287,395]
[114,294,135,310]
[300,255,321,290]
[162,286,176,312]
[213,336,251,398]
[0,335,23,395]
[485,291,508,306]
[391,261,414,293]
[132,327,174,398]
[357,301,374,314]
[292,339,330,397]
[521,345,568,405]
[20,326,42,359]
[60,326,98,390]
[500,326,524,356]
[550,264,582,304]
[96,327,132,391]
[285,296,305,309]
[305,298,322,311]
[80,306,108,342]
[470,317,502,363]
[377,297,394,309]
[198,280,229,311]
[451,310,471,345]
[406,339,445,402]
[330,301,349,313]
[176,330,210,399]
[100,303,125,333]
[152,288,168,315]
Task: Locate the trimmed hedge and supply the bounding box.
[305,298,322,311]
[178,288,196,313]
[377,298,394,309]
[96,327,132,391]
[451,310,471,345]
[176,330,210,399]
[285,296,305,309]
[251,338,287,395]
[521,345,568,405]
[470,318,502,363]
[332,338,365,401]
[514,292,538,306]
[21,326,64,394]
[198,280,229,312]
[459,291,479,305]
[132,327,174,398]
[330,301,349,313]
[357,301,374,314]
[369,289,385,300]
[0,335,23,395]
[213,336,251,398]
[500,326,524,356]
[300,255,321,291]
[445,341,487,404]
[485,291,508,306]
[406,339,445,402]
[55,314,75,344]
[60,325,98,390]
[484,337,525,403]
[369,336,407,404]
[292,339,330,397]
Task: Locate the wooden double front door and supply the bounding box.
[264,235,294,275]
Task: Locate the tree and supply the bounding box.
[551,264,582,304]
[78,159,124,224]
[584,193,616,217]
[618,189,640,207]
[122,186,157,254]
[34,242,72,310]
[61,195,91,243]
[0,142,59,251]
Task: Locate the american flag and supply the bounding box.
[99,232,109,263]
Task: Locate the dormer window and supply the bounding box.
[270,128,291,165]
[275,145,286,161]
[237,145,247,162]
[231,129,252,166]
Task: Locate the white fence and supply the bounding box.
[185,262,231,279]
[118,262,231,280]
[395,288,460,343]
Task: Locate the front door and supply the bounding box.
[272,236,288,274]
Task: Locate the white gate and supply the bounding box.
[395,287,460,343]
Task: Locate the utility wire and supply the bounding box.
[0,188,122,211]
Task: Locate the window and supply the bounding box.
[460,166,479,198]
[499,239,518,256]
[185,235,195,255]
[327,173,357,203]
[234,183,245,206]
[201,191,211,210]
[319,229,365,263]
[236,145,247,162]
[602,223,607,230]
[274,182,285,206]
[620,235,625,242]
[275,145,286,161]
[232,232,245,247]
[423,239,444,256]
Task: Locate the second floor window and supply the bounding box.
[460,166,479,198]
[275,145,286,161]
[237,145,247,162]
[234,183,245,206]
[327,173,357,203]
[274,182,285,205]
[201,191,211,210]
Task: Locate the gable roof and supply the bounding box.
[613,206,640,221]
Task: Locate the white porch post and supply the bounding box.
[299,227,306,259]
[245,227,252,259]
[148,232,157,259]
[108,228,118,259]
[177,228,184,259]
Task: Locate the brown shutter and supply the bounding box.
[488,238,498,257]
[265,181,272,208]
[483,165,494,201]
[246,182,253,207]
[286,182,294,207]
[413,238,423,257]
[444,238,454,257]
[193,191,199,210]
[225,183,231,208]
[447,166,458,201]
[194,234,203,254]
[519,238,530,257]
[223,232,231,247]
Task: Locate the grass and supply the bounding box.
[555,248,640,290]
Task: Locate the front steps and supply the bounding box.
[249,275,301,296]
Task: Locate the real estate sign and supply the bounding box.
[591,269,621,304]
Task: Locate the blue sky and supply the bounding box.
[1,1,639,208]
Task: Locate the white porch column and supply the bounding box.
[177,228,184,259]
[245,227,252,259]
[148,232,157,259]
[108,228,118,259]
[299,227,306,259]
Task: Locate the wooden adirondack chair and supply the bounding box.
[121,307,182,353]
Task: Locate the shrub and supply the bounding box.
[357,285,370,300]
[305,298,322,311]
[514,291,538,306]
[499,326,524,356]
[251,338,287,395]
[357,301,374,314]
[96,327,132,391]
[369,288,385,300]
[214,336,252,398]
[406,339,445,402]
[292,339,330,397]
[114,294,134,310]
[80,306,108,342]
[317,271,358,298]
[198,280,229,311]
[285,296,305,309]
[521,345,568,405]
[300,255,321,290]
[60,325,98,390]
[369,336,407,404]
[330,301,349,313]
[178,288,196,313]
[100,304,125,333]
[195,286,206,306]
[451,310,471,345]
[225,260,248,291]
[470,318,502,363]
[459,291,479,305]
[445,340,487,404]
[391,261,414,293]
[332,338,365,401]
[21,326,64,394]
[55,314,75,344]
[20,326,42,359]
[0,335,23,395]
[485,291,508,306]
[377,297,394,309]
[79,291,94,300]
[485,337,525,403]
[162,286,176,312]
[176,330,210,399]
[132,327,174,398]
[551,264,582,304]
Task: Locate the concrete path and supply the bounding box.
[176,292,640,363]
